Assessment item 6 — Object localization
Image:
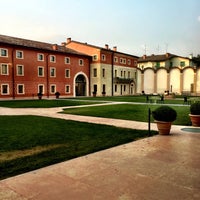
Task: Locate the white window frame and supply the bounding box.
[114,56,118,63]
[50,84,56,94]
[50,55,56,63]
[65,57,70,64]
[1,63,9,75]
[38,84,44,94]
[128,59,131,65]
[93,55,98,61]
[101,54,106,61]
[65,85,70,93]
[16,50,24,59]
[16,65,24,76]
[37,53,44,61]
[79,59,84,66]
[1,84,9,95]
[0,48,8,57]
[38,66,44,77]
[50,67,56,77]
[65,69,70,78]
[17,84,25,94]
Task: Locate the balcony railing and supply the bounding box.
[113,77,134,84]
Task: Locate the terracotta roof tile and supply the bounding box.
[0,34,90,57]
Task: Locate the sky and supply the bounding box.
[0,0,200,57]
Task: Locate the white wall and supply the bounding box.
[169,68,181,94]
[143,69,154,94]
[157,69,167,93]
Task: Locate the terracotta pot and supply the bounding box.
[155,120,172,135]
[189,114,200,127]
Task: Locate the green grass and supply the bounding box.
[0,99,102,108]
[62,104,191,126]
[0,115,157,180]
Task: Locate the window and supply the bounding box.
[128,59,131,65]
[0,48,8,57]
[121,70,123,77]
[65,69,70,78]
[1,64,9,75]
[17,65,24,76]
[114,57,118,63]
[50,55,56,63]
[65,85,70,93]
[38,85,44,94]
[16,50,23,59]
[123,59,126,64]
[93,68,97,77]
[93,55,98,61]
[37,53,44,61]
[1,84,9,94]
[102,84,106,93]
[156,62,160,68]
[128,71,130,78]
[38,67,44,77]
[102,54,106,61]
[180,61,185,67]
[17,84,24,94]
[102,68,105,77]
[79,59,84,66]
[115,70,117,77]
[115,85,117,92]
[65,57,70,64]
[124,71,126,78]
[124,85,126,92]
[120,58,123,63]
[50,85,56,94]
[93,84,97,92]
[170,62,173,68]
[50,67,56,77]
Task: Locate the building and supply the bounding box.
[66,38,138,96]
[136,53,200,95]
[0,35,91,99]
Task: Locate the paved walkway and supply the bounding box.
[0,104,199,200]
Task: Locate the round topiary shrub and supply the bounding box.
[190,102,200,115]
[152,106,177,122]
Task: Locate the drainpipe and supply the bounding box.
[46,54,49,98]
[111,52,114,96]
[11,48,15,99]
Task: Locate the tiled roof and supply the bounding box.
[138,53,179,62]
[67,40,139,58]
[0,34,90,56]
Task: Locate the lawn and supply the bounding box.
[0,99,102,108]
[0,115,157,180]
[62,104,191,126]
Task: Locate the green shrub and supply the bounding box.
[190,102,200,115]
[152,106,177,122]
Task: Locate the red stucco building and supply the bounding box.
[0,35,91,99]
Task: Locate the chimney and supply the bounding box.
[166,53,169,58]
[52,44,58,50]
[61,42,67,46]
[113,46,117,51]
[105,44,109,49]
[67,37,71,44]
[142,55,146,59]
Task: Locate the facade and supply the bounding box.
[0,35,91,99]
[66,38,138,96]
[136,53,200,95]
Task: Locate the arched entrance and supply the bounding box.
[75,74,86,96]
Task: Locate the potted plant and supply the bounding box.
[189,102,200,127]
[92,91,97,97]
[37,92,43,100]
[55,91,60,99]
[152,106,177,135]
[102,91,106,97]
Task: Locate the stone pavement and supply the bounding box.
[0,104,199,200]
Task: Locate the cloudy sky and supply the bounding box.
[0,0,200,57]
